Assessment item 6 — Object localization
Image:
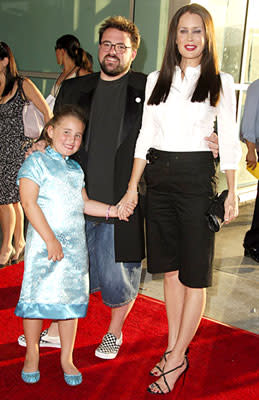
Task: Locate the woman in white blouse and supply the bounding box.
[119,3,241,395]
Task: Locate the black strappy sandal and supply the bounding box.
[150,347,189,377]
[147,355,189,395]
[149,350,172,376]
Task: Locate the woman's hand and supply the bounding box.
[224,192,238,224]
[117,190,138,221]
[46,238,64,262]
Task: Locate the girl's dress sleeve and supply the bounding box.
[217,73,242,171]
[17,152,44,187]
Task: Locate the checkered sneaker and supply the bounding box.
[95,332,123,359]
[18,329,61,348]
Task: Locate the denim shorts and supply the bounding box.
[85,220,142,307]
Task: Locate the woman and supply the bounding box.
[51,34,93,99]
[0,42,52,267]
[119,3,241,395]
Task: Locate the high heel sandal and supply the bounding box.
[0,247,15,269]
[147,355,189,395]
[11,247,25,265]
[150,347,189,377]
[150,350,172,376]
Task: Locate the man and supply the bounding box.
[241,79,259,262]
[18,15,218,358]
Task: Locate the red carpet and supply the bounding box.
[0,262,258,400]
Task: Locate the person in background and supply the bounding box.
[0,41,51,268]
[241,79,259,262]
[119,4,241,394]
[51,34,93,99]
[15,104,133,385]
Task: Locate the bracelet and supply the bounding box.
[106,205,112,220]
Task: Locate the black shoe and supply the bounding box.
[244,247,259,263]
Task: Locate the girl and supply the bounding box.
[119,3,241,395]
[15,105,133,385]
[0,42,52,268]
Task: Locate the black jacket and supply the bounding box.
[54,71,147,262]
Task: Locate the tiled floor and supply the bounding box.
[139,201,259,334]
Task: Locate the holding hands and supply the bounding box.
[117,187,138,221]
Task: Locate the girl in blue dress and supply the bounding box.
[15,105,133,385]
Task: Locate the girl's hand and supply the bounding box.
[117,190,138,221]
[224,192,238,224]
[46,238,64,262]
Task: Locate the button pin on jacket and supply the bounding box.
[135,97,141,103]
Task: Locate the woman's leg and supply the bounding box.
[150,271,185,375]
[12,202,26,261]
[149,275,206,393]
[23,319,43,372]
[58,319,79,375]
[0,204,15,264]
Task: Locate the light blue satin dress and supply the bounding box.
[15,146,89,319]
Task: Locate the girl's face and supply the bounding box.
[47,115,84,158]
[176,12,206,68]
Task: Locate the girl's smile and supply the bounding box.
[47,116,84,158]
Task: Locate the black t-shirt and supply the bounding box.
[86,73,128,222]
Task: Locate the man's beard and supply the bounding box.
[99,55,131,77]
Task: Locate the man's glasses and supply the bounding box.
[100,41,131,54]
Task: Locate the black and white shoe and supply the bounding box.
[18,329,61,348]
[95,332,123,359]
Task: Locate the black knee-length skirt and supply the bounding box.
[144,148,217,288]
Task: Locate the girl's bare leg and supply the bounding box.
[23,319,43,372]
[58,319,79,375]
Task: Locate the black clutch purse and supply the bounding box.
[206,190,228,232]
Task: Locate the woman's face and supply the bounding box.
[55,48,64,66]
[0,57,9,74]
[176,12,206,68]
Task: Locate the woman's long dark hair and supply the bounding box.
[0,41,20,97]
[55,34,93,73]
[148,3,221,107]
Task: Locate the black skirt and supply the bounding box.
[144,148,217,288]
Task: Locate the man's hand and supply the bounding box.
[246,148,258,170]
[205,132,219,158]
[26,140,47,158]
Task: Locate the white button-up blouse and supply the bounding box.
[134,66,241,171]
